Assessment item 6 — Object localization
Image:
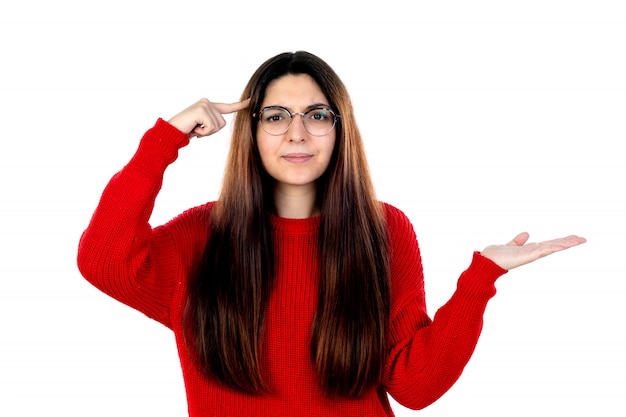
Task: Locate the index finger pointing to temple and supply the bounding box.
[214,98,251,115]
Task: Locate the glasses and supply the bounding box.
[253,106,340,136]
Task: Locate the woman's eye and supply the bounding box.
[264,112,285,123]
[309,110,328,121]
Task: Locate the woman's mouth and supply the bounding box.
[282,153,313,164]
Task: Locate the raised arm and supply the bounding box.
[77,98,249,326]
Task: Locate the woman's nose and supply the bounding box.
[288,114,307,142]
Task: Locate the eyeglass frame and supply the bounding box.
[252,106,341,137]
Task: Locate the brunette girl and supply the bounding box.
[77,51,585,416]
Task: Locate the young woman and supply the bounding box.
[77,51,585,416]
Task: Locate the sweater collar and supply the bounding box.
[270,214,321,234]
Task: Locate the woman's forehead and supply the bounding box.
[261,74,329,109]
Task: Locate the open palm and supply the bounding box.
[481,232,586,270]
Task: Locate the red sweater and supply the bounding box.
[77,119,507,416]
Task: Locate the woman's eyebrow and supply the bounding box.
[304,102,331,110]
[263,103,331,112]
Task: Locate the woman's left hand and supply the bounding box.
[481,232,586,270]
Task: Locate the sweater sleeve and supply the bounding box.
[77,119,191,328]
[382,204,507,410]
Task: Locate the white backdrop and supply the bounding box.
[1,1,624,415]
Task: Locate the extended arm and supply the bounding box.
[382,206,585,409]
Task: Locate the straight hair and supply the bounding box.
[184,51,391,398]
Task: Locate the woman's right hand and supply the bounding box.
[168,98,250,139]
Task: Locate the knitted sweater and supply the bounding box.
[77,119,507,416]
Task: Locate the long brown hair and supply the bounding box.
[184,51,390,398]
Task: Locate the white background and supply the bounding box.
[1,1,624,415]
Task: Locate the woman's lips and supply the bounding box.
[282,153,313,164]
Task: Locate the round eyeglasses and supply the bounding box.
[253,106,340,136]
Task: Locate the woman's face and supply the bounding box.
[256,73,336,196]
